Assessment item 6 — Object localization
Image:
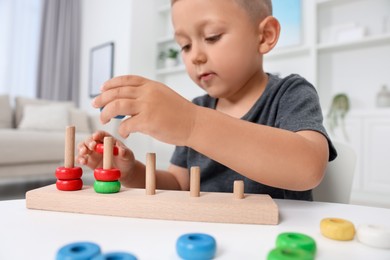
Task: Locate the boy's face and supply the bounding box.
[172,0,263,99]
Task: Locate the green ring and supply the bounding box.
[94,180,121,194]
[267,247,314,260]
[276,232,316,255]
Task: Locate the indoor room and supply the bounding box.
[0,0,390,258]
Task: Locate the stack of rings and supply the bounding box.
[320,218,356,241]
[94,143,121,194]
[55,166,83,191]
[94,168,121,194]
[267,232,316,260]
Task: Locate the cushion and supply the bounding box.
[0,129,90,165]
[0,95,13,128]
[69,108,91,133]
[15,96,74,127]
[18,104,69,131]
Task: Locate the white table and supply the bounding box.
[0,199,389,259]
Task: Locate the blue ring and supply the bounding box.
[92,252,137,260]
[176,233,216,260]
[56,241,101,260]
[99,107,125,119]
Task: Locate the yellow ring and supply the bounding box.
[320,218,355,241]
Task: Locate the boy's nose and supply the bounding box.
[191,45,207,65]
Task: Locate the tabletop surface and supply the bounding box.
[1,198,390,259]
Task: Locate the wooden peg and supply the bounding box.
[64,126,75,168]
[145,153,156,195]
[190,166,200,197]
[233,180,245,199]
[103,137,114,170]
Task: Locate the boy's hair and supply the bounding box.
[171,0,272,23]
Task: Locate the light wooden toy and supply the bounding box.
[26,129,279,225]
[93,137,121,194]
[55,126,83,191]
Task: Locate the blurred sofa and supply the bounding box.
[0,95,103,184]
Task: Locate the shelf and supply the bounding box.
[316,0,356,7]
[317,34,390,52]
[156,64,186,76]
[265,46,311,60]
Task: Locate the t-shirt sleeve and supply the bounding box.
[276,77,337,161]
[170,145,188,168]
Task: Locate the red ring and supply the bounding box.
[95,143,119,155]
[55,167,83,180]
[56,179,83,191]
[94,168,121,181]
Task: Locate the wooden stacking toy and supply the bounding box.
[93,137,121,194]
[27,128,279,225]
[55,126,83,191]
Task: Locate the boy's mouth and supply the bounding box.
[198,72,215,82]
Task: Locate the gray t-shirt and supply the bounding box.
[170,74,337,201]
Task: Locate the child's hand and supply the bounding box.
[76,131,136,182]
[92,75,197,146]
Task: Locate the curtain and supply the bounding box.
[36,0,81,105]
[0,0,42,99]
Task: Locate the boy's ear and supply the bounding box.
[257,16,280,54]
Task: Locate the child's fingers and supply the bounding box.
[92,130,112,142]
[92,87,140,109]
[115,140,133,162]
[101,75,147,90]
[99,99,141,124]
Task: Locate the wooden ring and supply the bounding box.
[95,143,119,156]
[276,232,316,255]
[267,247,313,260]
[56,241,101,260]
[94,168,121,181]
[176,233,216,260]
[94,180,121,194]
[55,166,83,180]
[357,224,390,249]
[56,179,83,191]
[320,218,356,241]
[91,252,138,260]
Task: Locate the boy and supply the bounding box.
[77,0,337,200]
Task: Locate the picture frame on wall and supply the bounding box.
[272,0,302,48]
[89,42,114,97]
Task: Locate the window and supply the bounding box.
[0,0,42,99]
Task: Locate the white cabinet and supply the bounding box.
[330,110,390,208]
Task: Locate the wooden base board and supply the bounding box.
[26,184,279,225]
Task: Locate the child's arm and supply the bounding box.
[76,130,190,190]
[186,106,329,191]
[93,75,329,191]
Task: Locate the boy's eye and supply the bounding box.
[205,34,221,43]
[181,44,191,52]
